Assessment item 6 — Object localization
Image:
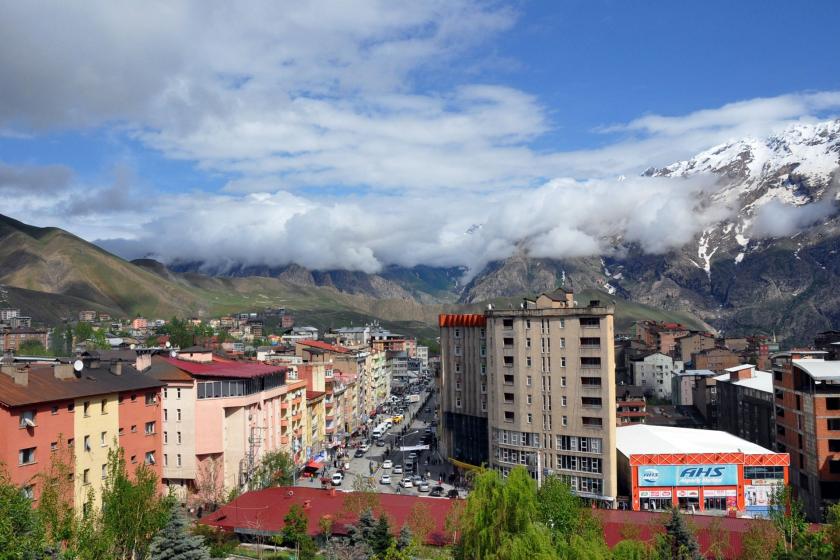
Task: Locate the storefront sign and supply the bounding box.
[676,489,699,498]
[640,490,672,498]
[703,488,737,497]
[638,464,738,487]
[745,481,784,516]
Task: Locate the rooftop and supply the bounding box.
[296,339,353,354]
[617,424,776,456]
[792,359,840,381]
[714,368,773,393]
[677,369,718,377]
[160,356,285,379]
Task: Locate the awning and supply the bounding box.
[448,457,483,472]
[304,459,323,471]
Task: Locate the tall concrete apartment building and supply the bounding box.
[439,288,617,504]
[773,350,840,520]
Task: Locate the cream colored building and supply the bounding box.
[73,393,119,509]
[439,288,618,504]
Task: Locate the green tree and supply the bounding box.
[457,466,557,560]
[92,329,110,350]
[280,504,309,547]
[740,520,780,560]
[18,339,52,356]
[149,509,211,560]
[769,486,807,556]
[74,321,94,343]
[654,509,701,560]
[190,525,238,558]
[611,539,654,560]
[827,503,840,552]
[370,514,394,556]
[94,447,174,559]
[250,450,294,490]
[397,526,412,550]
[35,438,75,551]
[0,466,46,559]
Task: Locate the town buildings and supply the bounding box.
[1,327,49,352]
[617,424,789,516]
[773,350,840,520]
[0,357,164,511]
[631,352,683,400]
[616,386,648,425]
[671,370,717,407]
[692,347,740,373]
[440,288,618,504]
[714,365,775,450]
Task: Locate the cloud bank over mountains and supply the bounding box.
[1,1,839,275]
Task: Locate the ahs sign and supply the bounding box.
[637,465,738,487]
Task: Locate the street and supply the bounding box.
[295,384,461,498]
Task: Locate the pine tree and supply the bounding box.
[370,514,394,555]
[657,508,702,560]
[149,510,211,560]
[397,525,412,550]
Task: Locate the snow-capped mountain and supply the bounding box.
[646,119,840,275]
[463,120,840,343]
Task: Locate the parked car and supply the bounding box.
[360,443,370,453]
[342,461,351,471]
[392,465,403,475]
[376,439,386,447]
[412,475,423,485]
[417,482,431,493]
[447,489,459,499]
[400,478,413,488]
[331,473,344,486]
[408,452,418,460]
[354,449,365,458]
[383,459,393,469]
[429,486,445,497]
[380,474,391,485]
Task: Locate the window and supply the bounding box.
[580,337,600,348]
[503,319,513,329]
[101,464,107,479]
[526,394,532,405]
[83,401,90,417]
[145,452,156,465]
[67,438,74,448]
[526,375,532,387]
[119,427,124,437]
[830,440,840,452]
[456,398,462,408]
[118,394,124,405]
[51,405,59,415]
[559,337,565,349]
[164,454,168,467]
[526,356,532,367]
[579,317,600,328]
[144,421,155,435]
[130,455,137,464]
[561,396,567,407]
[504,374,514,385]
[68,403,75,413]
[19,447,36,465]
[582,397,602,408]
[21,485,34,499]
[163,388,168,399]
[504,411,514,423]
[145,393,156,406]
[503,356,514,367]
[580,357,601,368]
[560,357,566,368]
[525,337,531,348]
[101,399,107,414]
[503,337,514,347]
[164,409,168,421]
[163,431,168,444]
[454,328,461,338]
[19,410,36,428]
[131,393,137,402]
[176,388,181,400]
[177,409,182,421]
[177,431,182,445]
[177,454,182,466]
[504,393,515,403]
[831,461,840,474]
[561,376,567,387]
[582,417,603,428]
[131,425,137,433]
[83,469,90,484]
[561,416,568,427]
[525,320,531,329]
[480,328,486,338]
[50,441,58,452]
[527,413,532,424]
[828,419,840,431]
[455,346,462,356]
[100,431,107,446]
[481,383,487,394]
[827,398,840,411]
[744,466,784,480]
[84,436,91,452]
[581,377,601,388]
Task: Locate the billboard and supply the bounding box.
[638,465,738,487]
[745,481,783,516]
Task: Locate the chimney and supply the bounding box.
[303,499,312,509]
[1,365,28,386]
[54,364,75,380]
[730,366,753,382]
[110,361,123,376]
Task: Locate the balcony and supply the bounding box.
[281,402,289,410]
[281,419,289,427]
[292,413,303,422]
[280,436,290,444]
[291,397,303,406]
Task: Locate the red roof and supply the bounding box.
[161,356,285,379]
[306,390,326,400]
[438,314,486,328]
[296,339,353,354]
[200,486,455,546]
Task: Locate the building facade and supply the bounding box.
[715,365,775,451]
[632,352,683,400]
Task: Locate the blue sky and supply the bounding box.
[1,0,839,271]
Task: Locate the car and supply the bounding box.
[417,482,431,492]
[360,444,370,453]
[354,449,365,458]
[408,452,418,460]
[376,439,386,447]
[447,489,460,499]
[400,478,413,488]
[392,465,403,475]
[405,461,414,471]
[380,474,391,485]
[429,486,445,497]
[331,473,344,486]
[412,475,423,485]
[383,459,393,469]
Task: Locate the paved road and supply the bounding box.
[296,386,460,498]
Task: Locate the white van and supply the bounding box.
[372,427,384,439]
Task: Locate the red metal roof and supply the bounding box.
[438,314,486,328]
[306,390,326,400]
[160,356,285,379]
[296,340,353,354]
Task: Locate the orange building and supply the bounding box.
[618,424,789,516]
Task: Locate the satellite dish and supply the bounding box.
[73,360,84,372]
[130,343,136,350]
[165,341,171,348]
[169,350,177,358]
